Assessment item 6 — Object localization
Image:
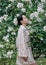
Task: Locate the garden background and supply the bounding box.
[0,0,46,65]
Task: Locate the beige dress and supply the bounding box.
[16,25,36,65]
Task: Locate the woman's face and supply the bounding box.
[22,15,29,24]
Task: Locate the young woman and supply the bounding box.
[16,14,38,65]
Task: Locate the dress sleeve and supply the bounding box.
[17,28,28,57]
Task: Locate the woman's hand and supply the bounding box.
[20,56,28,62]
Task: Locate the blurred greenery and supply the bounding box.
[0,0,46,65]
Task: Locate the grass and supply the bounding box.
[37,57,46,65]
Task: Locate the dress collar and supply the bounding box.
[20,25,26,28]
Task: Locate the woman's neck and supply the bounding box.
[22,24,26,27]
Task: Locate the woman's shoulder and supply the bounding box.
[19,25,26,30]
[18,25,24,33]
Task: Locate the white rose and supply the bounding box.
[7,50,13,58]
[13,18,18,25]
[0,8,2,11]
[17,3,23,8]
[40,37,43,40]
[45,13,46,16]
[37,3,43,8]
[29,2,33,8]
[11,44,15,48]
[8,4,12,8]
[21,8,26,12]
[6,4,12,9]
[41,0,46,3]
[2,34,9,42]
[36,17,42,22]
[3,37,9,42]
[7,50,13,55]
[0,56,2,59]
[30,13,34,19]
[33,12,39,17]
[0,16,3,23]
[7,27,14,32]
[40,54,45,57]
[11,32,16,35]
[30,12,39,19]
[0,44,4,48]
[16,14,20,17]
[3,14,8,21]
[37,7,44,13]
[43,25,46,31]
